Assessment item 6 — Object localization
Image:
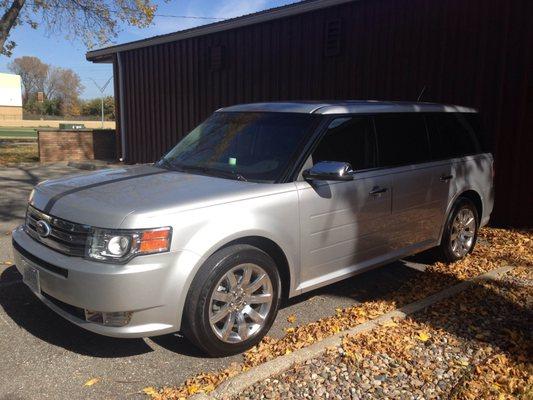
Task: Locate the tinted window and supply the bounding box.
[461,113,488,152]
[374,114,430,166]
[426,113,479,160]
[312,117,376,170]
[158,112,317,183]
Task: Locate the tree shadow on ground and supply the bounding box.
[0,266,153,358]
[409,276,532,366]
[0,247,529,363]
[0,259,424,359]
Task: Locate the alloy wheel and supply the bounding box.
[450,208,476,258]
[209,263,274,343]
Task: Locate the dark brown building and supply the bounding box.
[87,0,532,228]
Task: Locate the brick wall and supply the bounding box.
[38,129,116,163]
[0,106,22,120]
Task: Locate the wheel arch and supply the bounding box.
[220,236,292,301]
[439,188,484,244]
[178,234,294,335]
[458,190,483,222]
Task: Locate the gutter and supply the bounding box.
[117,52,127,162]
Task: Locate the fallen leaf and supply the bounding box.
[187,384,200,395]
[417,331,431,342]
[142,387,159,397]
[83,378,100,387]
[287,314,296,324]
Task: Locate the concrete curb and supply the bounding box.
[191,265,514,400]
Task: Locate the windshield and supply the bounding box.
[157,112,318,183]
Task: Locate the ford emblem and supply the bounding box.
[36,220,52,238]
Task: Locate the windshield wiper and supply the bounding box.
[207,168,248,182]
[155,158,173,170]
[174,164,248,182]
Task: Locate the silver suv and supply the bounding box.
[12,101,494,356]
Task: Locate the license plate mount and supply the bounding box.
[22,263,40,294]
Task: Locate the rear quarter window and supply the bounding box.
[461,113,489,153]
[374,113,430,167]
[426,113,480,160]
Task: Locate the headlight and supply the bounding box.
[87,227,172,262]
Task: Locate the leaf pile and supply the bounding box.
[0,141,38,165]
[146,228,532,399]
[341,269,532,400]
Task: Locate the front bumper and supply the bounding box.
[11,226,200,338]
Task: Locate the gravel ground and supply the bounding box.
[231,267,532,400]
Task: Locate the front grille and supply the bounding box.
[25,205,90,257]
[13,239,68,277]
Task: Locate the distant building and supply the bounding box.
[0,72,23,120]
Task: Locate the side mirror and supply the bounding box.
[303,161,353,181]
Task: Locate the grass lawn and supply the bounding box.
[0,141,38,164]
[0,127,38,139]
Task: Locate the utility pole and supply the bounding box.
[90,77,113,128]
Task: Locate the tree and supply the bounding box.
[9,55,84,116]
[82,96,115,119]
[7,55,48,102]
[0,0,158,56]
[53,68,84,116]
[44,66,62,100]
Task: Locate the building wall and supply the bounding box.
[115,0,533,227]
[38,129,116,162]
[0,73,23,120]
[0,106,23,120]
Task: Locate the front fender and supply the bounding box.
[171,192,301,329]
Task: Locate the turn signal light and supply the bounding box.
[139,227,171,253]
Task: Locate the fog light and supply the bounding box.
[85,310,103,324]
[85,310,132,327]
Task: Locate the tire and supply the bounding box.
[182,244,281,357]
[438,197,479,263]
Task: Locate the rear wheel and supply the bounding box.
[183,244,281,356]
[439,197,479,262]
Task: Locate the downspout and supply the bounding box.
[117,52,127,162]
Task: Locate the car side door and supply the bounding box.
[425,112,483,229]
[296,116,392,293]
[373,113,452,251]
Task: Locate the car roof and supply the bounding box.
[217,101,477,114]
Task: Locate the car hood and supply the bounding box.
[30,165,288,228]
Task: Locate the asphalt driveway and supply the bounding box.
[0,163,432,399]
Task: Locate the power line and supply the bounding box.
[26,2,225,21]
[154,14,224,20]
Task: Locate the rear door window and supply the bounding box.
[313,117,376,170]
[426,113,479,160]
[374,114,430,167]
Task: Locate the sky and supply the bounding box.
[0,0,297,99]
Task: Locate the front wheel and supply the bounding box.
[183,244,281,356]
[439,197,479,263]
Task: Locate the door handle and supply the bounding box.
[439,174,454,182]
[369,186,388,196]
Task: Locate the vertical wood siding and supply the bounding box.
[115,0,532,227]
